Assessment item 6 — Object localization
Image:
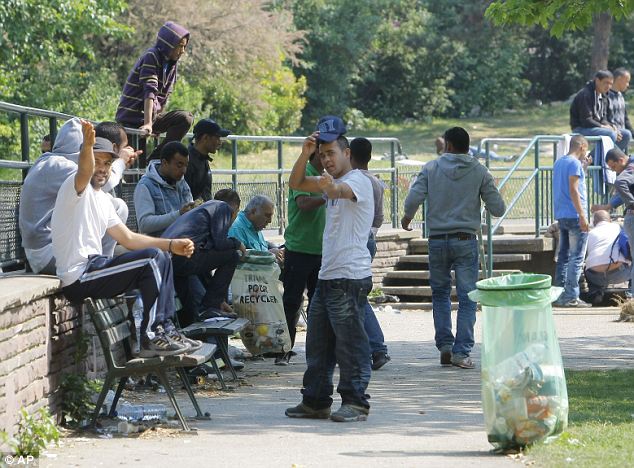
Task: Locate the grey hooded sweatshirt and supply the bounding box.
[403,153,505,236]
[133,159,193,237]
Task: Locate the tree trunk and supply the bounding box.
[589,12,612,77]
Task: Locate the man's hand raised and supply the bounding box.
[81,119,95,147]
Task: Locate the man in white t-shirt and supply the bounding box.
[285,116,374,423]
[51,120,200,358]
[584,210,632,304]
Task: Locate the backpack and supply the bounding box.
[610,227,632,263]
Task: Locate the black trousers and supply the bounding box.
[282,249,322,347]
[63,248,176,339]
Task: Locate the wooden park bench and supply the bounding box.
[86,297,220,431]
[180,318,250,386]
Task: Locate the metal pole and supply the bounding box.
[231,140,238,189]
[20,113,29,180]
[391,141,397,228]
[277,140,284,235]
[485,140,492,276]
[534,139,541,238]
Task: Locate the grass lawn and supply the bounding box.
[525,369,634,467]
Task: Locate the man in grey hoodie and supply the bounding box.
[401,127,505,370]
[133,141,194,237]
[19,118,130,274]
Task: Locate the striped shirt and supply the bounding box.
[115,21,190,127]
[608,90,633,131]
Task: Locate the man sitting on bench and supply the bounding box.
[162,189,246,323]
[52,120,200,358]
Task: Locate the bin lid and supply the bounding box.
[476,273,551,291]
[468,273,562,307]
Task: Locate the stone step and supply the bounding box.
[398,253,532,265]
[371,302,460,311]
[409,235,553,254]
[382,285,452,297]
[384,269,521,281]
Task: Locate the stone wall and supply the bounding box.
[0,277,84,437]
[372,229,419,289]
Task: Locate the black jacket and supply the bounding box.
[185,144,212,201]
[570,81,610,129]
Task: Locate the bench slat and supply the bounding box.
[100,321,132,347]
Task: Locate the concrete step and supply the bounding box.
[382,285,454,298]
[384,269,521,281]
[371,302,460,311]
[409,235,553,254]
[398,253,532,265]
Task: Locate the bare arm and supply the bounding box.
[289,132,323,192]
[140,98,154,135]
[317,173,356,200]
[296,195,326,211]
[568,175,589,232]
[106,223,194,257]
[75,120,96,195]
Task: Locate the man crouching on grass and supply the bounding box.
[51,120,201,358]
[285,116,374,422]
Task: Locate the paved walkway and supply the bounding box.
[43,307,634,468]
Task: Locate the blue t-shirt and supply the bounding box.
[553,155,587,219]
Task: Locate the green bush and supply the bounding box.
[0,407,59,458]
[59,374,102,428]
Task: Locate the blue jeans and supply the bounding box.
[364,232,387,354]
[572,126,629,152]
[585,264,631,294]
[301,277,373,409]
[623,214,634,296]
[554,218,588,303]
[428,238,478,358]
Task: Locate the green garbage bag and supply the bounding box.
[468,274,569,451]
[231,250,291,355]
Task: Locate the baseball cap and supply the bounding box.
[193,118,231,138]
[316,115,347,142]
[90,137,119,158]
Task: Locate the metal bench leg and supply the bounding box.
[109,376,128,417]
[176,367,210,420]
[91,374,114,427]
[217,336,238,381]
[208,357,227,390]
[155,369,191,431]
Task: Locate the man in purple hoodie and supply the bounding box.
[116,21,193,161]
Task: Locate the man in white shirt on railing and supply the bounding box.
[584,210,631,304]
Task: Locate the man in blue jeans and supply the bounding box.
[401,127,505,369]
[286,116,374,422]
[553,135,591,307]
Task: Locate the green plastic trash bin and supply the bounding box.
[468,274,568,451]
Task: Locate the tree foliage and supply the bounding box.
[485,0,634,37]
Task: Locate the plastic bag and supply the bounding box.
[230,250,291,355]
[469,273,569,451]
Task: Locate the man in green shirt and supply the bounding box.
[277,152,326,365]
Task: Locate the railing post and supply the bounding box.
[487,211,493,278]
[277,140,284,235]
[534,139,541,238]
[20,113,30,180]
[391,140,397,228]
[231,140,238,190]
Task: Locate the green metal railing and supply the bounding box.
[479,135,610,277]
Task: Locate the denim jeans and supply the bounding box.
[428,238,478,357]
[301,277,373,410]
[622,214,634,296]
[364,232,387,354]
[554,218,589,303]
[585,264,632,295]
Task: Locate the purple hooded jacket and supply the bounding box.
[115,21,190,127]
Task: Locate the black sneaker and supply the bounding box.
[139,333,188,357]
[371,352,391,370]
[274,352,291,366]
[285,403,331,419]
[330,404,369,422]
[440,349,452,367]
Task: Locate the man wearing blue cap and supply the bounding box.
[285,116,375,423]
[185,119,231,201]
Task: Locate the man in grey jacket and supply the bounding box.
[401,127,505,369]
[134,141,194,237]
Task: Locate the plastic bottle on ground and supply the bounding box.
[132,295,143,354]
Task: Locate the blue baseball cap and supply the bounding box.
[316,115,347,143]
